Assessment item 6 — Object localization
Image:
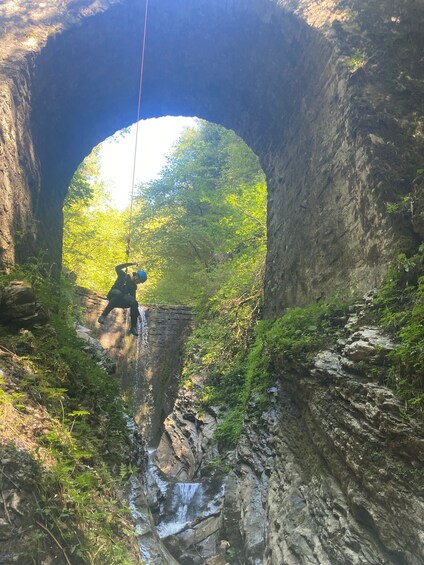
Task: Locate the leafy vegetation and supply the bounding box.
[347,49,367,71]
[118,121,267,447]
[130,120,267,304]
[63,147,128,295]
[63,121,266,307]
[183,258,265,448]
[190,294,351,448]
[0,264,138,563]
[373,245,424,414]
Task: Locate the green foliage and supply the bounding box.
[182,242,265,449]
[373,246,424,414]
[62,121,266,307]
[188,292,351,449]
[386,196,412,217]
[347,49,367,71]
[214,407,245,448]
[64,166,93,206]
[0,263,137,563]
[264,297,350,361]
[241,296,351,417]
[62,147,129,295]
[131,120,266,304]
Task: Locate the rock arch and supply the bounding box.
[1,0,423,314]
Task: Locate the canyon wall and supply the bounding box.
[0,0,423,314]
[79,288,193,446]
[1,6,424,561]
[151,302,424,565]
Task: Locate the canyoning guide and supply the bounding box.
[98,262,147,336]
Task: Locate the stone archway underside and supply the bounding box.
[1,0,423,315]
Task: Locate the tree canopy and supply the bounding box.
[63,147,128,294]
[63,120,267,306]
[131,120,266,304]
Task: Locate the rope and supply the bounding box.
[126,0,150,260]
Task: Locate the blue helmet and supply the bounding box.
[136,269,147,283]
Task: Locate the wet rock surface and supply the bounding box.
[154,378,219,481]
[342,326,395,362]
[147,377,226,564]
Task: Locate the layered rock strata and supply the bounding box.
[149,313,424,564]
[0,280,49,326]
[222,328,424,564]
[1,0,424,313]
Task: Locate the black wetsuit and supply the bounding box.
[101,263,139,327]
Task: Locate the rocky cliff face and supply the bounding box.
[79,288,193,446]
[151,302,424,565]
[228,341,424,565]
[263,0,424,315]
[1,0,423,313]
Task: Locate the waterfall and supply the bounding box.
[122,305,224,562]
[128,474,154,563]
[144,451,222,540]
[126,425,213,563]
[132,306,153,437]
[126,422,180,565]
[157,481,206,538]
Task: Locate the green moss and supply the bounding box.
[373,245,424,415]
[215,407,245,447]
[347,49,367,71]
[187,293,351,449]
[264,297,350,361]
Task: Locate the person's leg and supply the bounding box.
[130,301,140,329]
[120,295,140,335]
[98,290,124,323]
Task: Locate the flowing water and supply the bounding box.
[157,481,205,537]
[126,305,222,562]
[131,306,153,437]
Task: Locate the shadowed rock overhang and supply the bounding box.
[1,0,423,315]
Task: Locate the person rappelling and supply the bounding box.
[98,262,147,336]
[97,0,149,338]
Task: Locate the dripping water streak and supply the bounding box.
[128,475,152,562]
[135,306,153,437]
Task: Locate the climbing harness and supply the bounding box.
[126,0,150,260]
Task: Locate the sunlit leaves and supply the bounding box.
[63,147,128,294]
[131,120,266,304]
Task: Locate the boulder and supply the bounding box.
[343,327,395,362]
[0,281,49,327]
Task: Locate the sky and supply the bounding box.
[98,116,197,210]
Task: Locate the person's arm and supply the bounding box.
[115,262,137,275]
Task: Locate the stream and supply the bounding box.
[126,306,224,564]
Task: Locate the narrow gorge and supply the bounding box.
[81,290,424,564]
